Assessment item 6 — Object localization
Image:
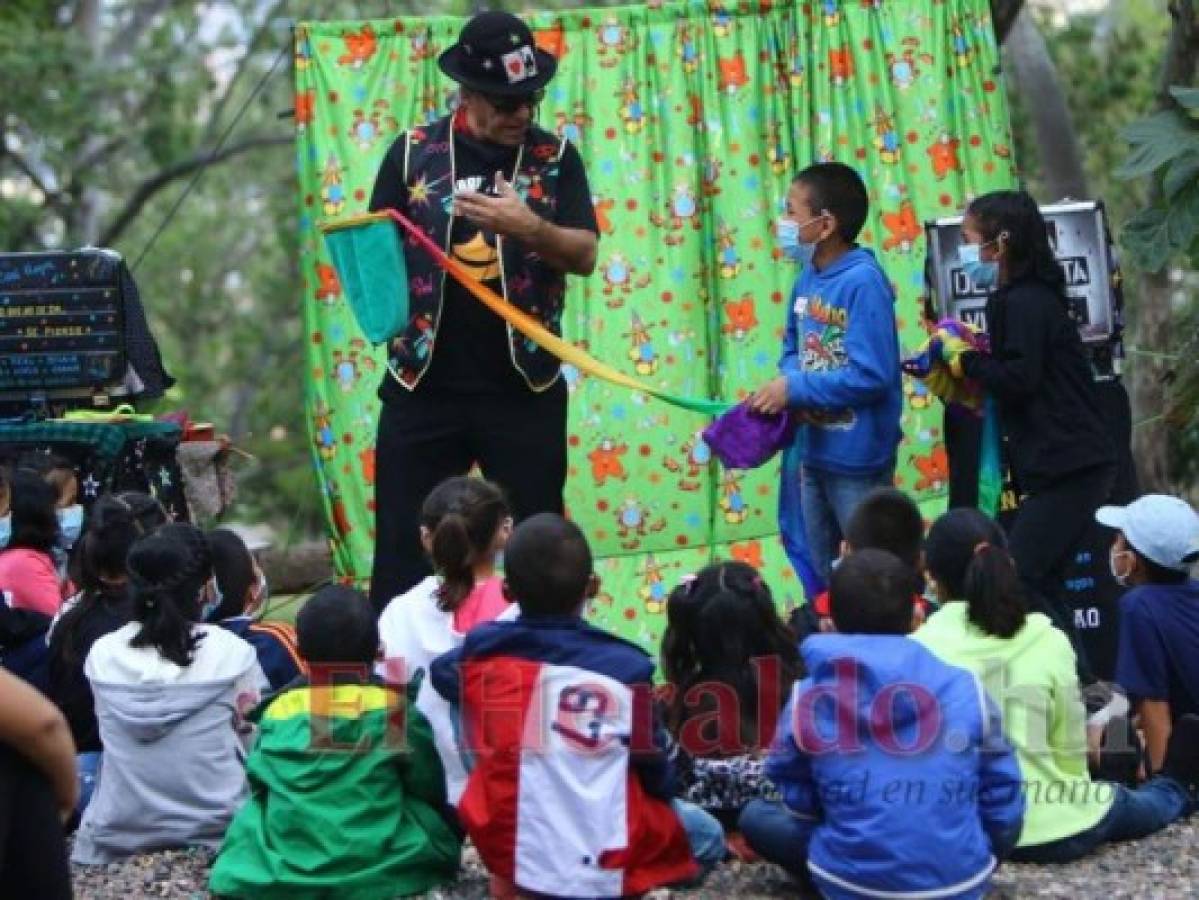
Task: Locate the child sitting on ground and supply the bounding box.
[377,476,514,803]
[661,561,801,829]
[792,486,934,640]
[432,513,726,897]
[915,507,1198,864]
[46,492,168,814]
[0,469,70,616]
[209,585,463,899]
[1098,495,1199,773]
[206,527,303,691]
[72,524,267,865]
[740,549,1025,897]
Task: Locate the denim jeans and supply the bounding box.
[671,799,727,875]
[800,465,894,581]
[1010,777,1189,863]
[76,751,102,818]
[738,799,815,881]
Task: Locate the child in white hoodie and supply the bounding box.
[377,476,514,803]
[72,524,266,865]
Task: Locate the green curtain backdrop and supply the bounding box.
[296,0,1015,648]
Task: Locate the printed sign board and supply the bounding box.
[925,201,1116,343]
[0,250,127,401]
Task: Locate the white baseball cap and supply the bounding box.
[1096,495,1199,572]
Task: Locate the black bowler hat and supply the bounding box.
[438,10,557,96]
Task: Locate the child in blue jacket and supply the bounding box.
[739,549,1024,899]
[751,162,902,581]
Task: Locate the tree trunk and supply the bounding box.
[259,541,334,595]
[1004,8,1090,201]
[1131,0,1199,492]
[990,0,1026,45]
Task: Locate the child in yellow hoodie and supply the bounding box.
[914,508,1198,863]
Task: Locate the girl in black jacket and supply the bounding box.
[957,190,1116,684]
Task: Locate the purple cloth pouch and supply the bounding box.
[701,402,797,469]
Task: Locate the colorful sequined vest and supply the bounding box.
[387,115,567,392]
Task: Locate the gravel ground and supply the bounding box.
[69,818,1199,898]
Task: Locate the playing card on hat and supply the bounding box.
[502,45,538,83]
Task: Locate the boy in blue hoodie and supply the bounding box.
[751,163,902,581]
[739,549,1024,899]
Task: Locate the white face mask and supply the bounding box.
[57,503,84,549]
[1109,548,1134,587]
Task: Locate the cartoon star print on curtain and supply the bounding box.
[295,0,1016,651]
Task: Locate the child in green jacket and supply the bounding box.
[209,585,462,899]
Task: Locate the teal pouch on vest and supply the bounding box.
[320,212,409,345]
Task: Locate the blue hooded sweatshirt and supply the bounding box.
[766,634,1025,900]
[780,247,902,475]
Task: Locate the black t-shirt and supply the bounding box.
[369,126,598,397]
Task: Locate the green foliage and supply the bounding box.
[1009,5,1162,227]
[1117,97,1199,273]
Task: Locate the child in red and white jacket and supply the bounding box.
[432,514,726,898]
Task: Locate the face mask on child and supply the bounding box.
[57,504,84,549]
[959,241,999,290]
[0,514,10,549]
[776,213,827,267]
[1109,548,1134,587]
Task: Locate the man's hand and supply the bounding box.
[749,376,789,415]
[453,171,543,241]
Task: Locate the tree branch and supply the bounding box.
[0,144,65,210]
[75,134,129,173]
[202,0,289,146]
[98,134,291,247]
[990,0,1026,45]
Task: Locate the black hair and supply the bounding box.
[661,561,801,751]
[126,523,213,667]
[924,508,1027,639]
[207,528,256,620]
[420,477,510,613]
[829,549,916,635]
[15,451,78,505]
[7,468,60,554]
[845,488,924,571]
[54,492,169,668]
[965,190,1066,297]
[794,161,869,242]
[297,584,378,665]
[504,513,592,616]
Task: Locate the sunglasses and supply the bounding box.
[480,89,545,114]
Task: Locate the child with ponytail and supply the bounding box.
[914,508,1197,863]
[377,476,515,804]
[72,523,267,865]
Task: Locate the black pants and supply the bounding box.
[1007,463,1116,686]
[0,746,72,899]
[368,381,568,613]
